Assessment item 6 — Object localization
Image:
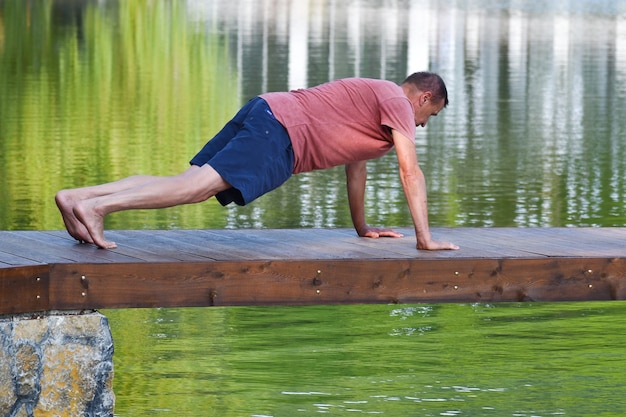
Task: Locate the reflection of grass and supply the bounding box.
[0,0,239,231]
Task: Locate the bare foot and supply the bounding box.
[73,199,117,249]
[55,190,94,244]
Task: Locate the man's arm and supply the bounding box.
[345,161,403,238]
[391,129,459,250]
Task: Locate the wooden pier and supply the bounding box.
[1,227,625,314]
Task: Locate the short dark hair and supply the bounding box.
[402,72,449,107]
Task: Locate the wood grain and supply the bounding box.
[1,228,625,313]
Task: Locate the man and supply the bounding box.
[56,72,459,251]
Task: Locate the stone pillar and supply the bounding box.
[0,310,115,417]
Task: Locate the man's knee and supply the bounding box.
[179,164,230,203]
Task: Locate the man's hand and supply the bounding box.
[357,225,404,239]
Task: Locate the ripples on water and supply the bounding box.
[108,302,626,416]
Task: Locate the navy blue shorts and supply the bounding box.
[190,97,294,206]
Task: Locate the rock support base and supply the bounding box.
[0,310,115,417]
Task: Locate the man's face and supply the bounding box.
[413,93,445,128]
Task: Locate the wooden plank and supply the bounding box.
[0,249,45,267]
[70,229,245,262]
[239,228,401,259]
[461,227,624,257]
[431,228,564,257]
[133,230,229,261]
[0,230,140,264]
[331,231,487,258]
[0,265,50,314]
[199,229,350,260]
[45,256,626,311]
[168,229,276,260]
[3,227,625,265]
[541,227,626,256]
[105,230,221,262]
[1,228,625,314]
[0,232,79,264]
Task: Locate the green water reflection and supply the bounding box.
[0,0,240,231]
[2,0,626,416]
[107,302,626,416]
[1,0,625,231]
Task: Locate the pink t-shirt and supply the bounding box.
[262,78,416,174]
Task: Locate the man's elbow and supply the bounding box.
[399,167,424,185]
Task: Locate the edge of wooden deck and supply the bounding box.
[1,228,626,314]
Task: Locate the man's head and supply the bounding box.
[401,72,448,127]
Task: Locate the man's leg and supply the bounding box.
[66,164,229,249]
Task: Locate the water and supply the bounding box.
[2,0,625,230]
[107,303,626,416]
[1,0,626,415]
